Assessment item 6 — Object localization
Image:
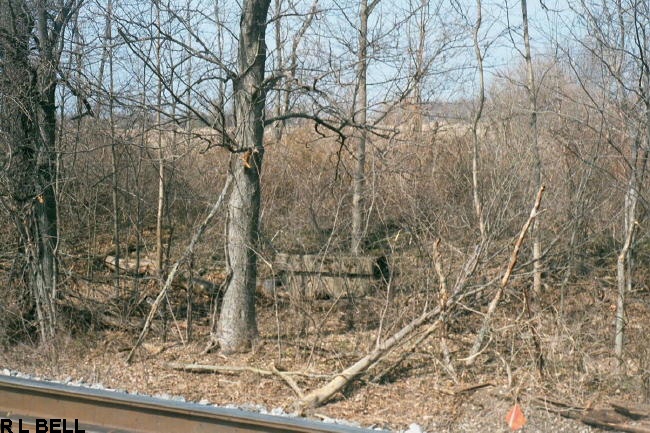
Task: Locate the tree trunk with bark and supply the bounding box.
[615,177,637,359]
[216,0,271,354]
[471,0,486,241]
[351,0,369,255]
[520,0,543,294]
[0,0,65,344]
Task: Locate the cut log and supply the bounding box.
[275,253,388,278]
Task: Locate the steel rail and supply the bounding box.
[0,375,381,433]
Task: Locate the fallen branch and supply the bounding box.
[453,382,495,394]
[271,364,305,399]
[581,409,650,433]
[293,188,545,411]
[371,241,484,384]
[294,239,486,410]
[165,361,332,399]
[533,394,584,411]
[371,319,441,384]
[294,311,444,411]
[535,396,650,433]
[431,382,495,396]
[126,177,232,363]
[165,362,330,378]
[465,185,545,365]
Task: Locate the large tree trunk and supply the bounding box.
[0,0,60,344]
[31,80,59,344]
[216,0,271,354]
[9,141,58,345]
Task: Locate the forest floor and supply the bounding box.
[1,271,649,432]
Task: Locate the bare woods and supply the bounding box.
[0,0,649,417]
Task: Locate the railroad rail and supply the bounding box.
[0,375,380,433]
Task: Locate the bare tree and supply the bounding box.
[409,0,427,135]
[350,0,377,255]
[107,0,122,296]
[270,0,319,143]
[563,0,650,360]
[215,0,272,353]
[471,0,487,241]
[520,0,543,294]
[0,0,81,344]
[154,0,165,279]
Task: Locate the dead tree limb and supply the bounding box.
[371,319,441,383]
[295,310,444,411]
[372,240,452,384]
[432,238,456,379]
[465,185,545,365]
[292,187,544,410]
[271,364,305,399]
[581,414,650,433]
[611,402,650,420]
[165,361,330,378]
[294,239,485,411]
[166,361,320,398]
[126,177,233,363]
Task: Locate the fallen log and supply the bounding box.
[165,361,329,378]
[295,310,444,410]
